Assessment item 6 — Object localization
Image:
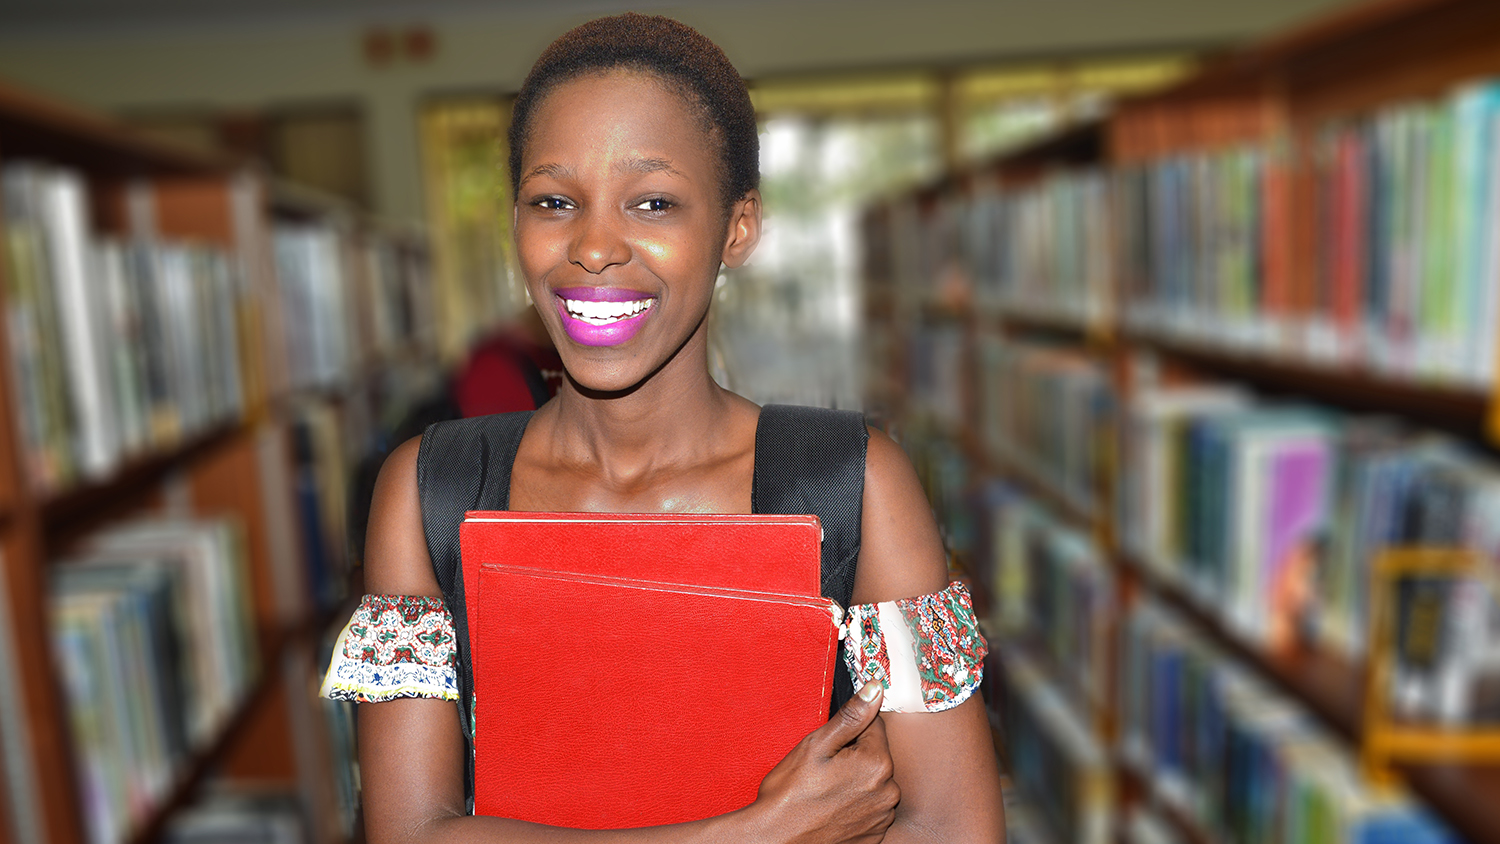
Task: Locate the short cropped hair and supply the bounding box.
[508,13,760,209]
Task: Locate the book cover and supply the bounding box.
[459,512,838,829]
[1258,430,1334,649]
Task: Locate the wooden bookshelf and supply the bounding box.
[863,2,1500,842]
[1125,333,1493,439]
[121,628,282,844]
[1403,764,1500,844]
[1115,553,1366,741]
[0,78,433,844]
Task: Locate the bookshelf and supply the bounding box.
[862,1,1500,843]
[0,78,438,844]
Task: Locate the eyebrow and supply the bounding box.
[519,157,685,188]
[519,162,573,187]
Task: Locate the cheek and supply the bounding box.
[635,225,724,280]
[515,220,566,280]
[637,238,672,264]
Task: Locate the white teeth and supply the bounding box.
[562,297,654,325]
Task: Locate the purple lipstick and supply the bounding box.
[554,287,657,347]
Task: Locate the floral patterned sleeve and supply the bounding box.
[320,595,459,703]
[841,581,987,713]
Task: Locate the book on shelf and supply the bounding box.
[1123,807,1186,844]
[0,161,248,494]
[1323,439,1500,726]
[48,516,258,844]
[1115,75,1500,388]
[352,230,433,364]
[905,320,967,431]
[1116,384,1251,581]
[254,423,311,627]
[979,339,1113,516]
[161,787,307,844]
[902,427,978,557]
[1119,383,1340,648]
[272,223,355,392]
[972,478,1032,634]
[318,683,359,839]
[999,775,1063,844]
[994,646,1113,844]
[969,169,1113,327]
[287,401,353,612]
[976,483,1113,716]
[1024,516,1113,717]
[289,616,361,844]
[459,511,837,828]
[1120,598,1464,844]
[1116,142,1284,351]
[1118,377,1500,726]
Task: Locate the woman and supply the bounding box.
[325,13,1005,843]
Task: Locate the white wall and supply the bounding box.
[0,0,1354,221]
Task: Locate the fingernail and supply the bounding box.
[858,680,882,702]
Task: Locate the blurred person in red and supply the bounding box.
[452,307,563,417]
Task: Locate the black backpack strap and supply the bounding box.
[751,404,869,715]
[415,411,533,808]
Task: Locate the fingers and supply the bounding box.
[852,705,890,754]
[808,680,884,757]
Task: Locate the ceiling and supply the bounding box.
[0,0,1352,43]
[0,0,756,35]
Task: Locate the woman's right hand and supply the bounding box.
[750,681,900,844]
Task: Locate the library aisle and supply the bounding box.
[8,0,1500,842]
[861,1,1500,843]
[0,78,448,844]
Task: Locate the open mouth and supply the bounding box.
[559,296,656,326]
[552,287,659,347]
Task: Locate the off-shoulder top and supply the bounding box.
[321,581,986,714]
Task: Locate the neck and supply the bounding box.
[545,337,740,481]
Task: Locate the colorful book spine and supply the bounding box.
[1121,598,1463,844]
[49,516,259,844]
[970,169,1113,328]
[1112,75,1500,387]
[980,339,1114,517]
[0,162,250,494]
[996,647,1114,844]
[1121,379,1500,723]
[978,485,1114,714]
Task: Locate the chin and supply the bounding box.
[561,360,652,398]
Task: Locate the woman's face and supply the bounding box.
[514,69,760,395]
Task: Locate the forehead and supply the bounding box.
[522,69,720,178]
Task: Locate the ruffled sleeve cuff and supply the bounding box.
[320,594,460,703]
[842,581,988,713]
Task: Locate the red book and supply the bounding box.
[460,511,839,829]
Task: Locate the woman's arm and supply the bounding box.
[357,436,900,844]
[853,430,1007,844]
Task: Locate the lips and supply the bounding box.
[553,287,658,347]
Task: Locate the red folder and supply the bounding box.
[460,512,838,829]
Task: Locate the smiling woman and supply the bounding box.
[324,12,1005,844]
[512,68,760,393]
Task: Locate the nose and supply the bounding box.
[569,210,630,274]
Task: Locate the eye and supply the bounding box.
[634,197,674,213]
[531,195,574,211]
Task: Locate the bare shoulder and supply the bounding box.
[363,434,442,598]
[853,426,949,604]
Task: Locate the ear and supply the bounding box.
[720,189,762,269]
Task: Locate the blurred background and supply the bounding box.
[1,0,1499,843]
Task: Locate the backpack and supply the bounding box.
[416,404,869,808]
